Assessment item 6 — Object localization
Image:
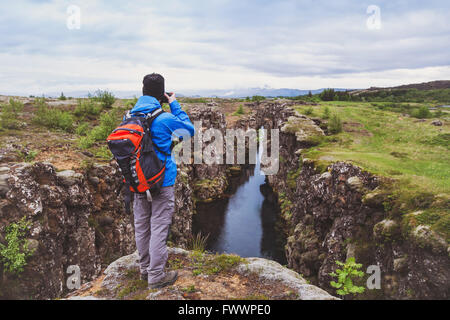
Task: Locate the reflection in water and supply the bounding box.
[193,148,287,264]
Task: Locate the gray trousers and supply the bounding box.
[133,186,175,284]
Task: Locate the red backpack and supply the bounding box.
[107,108,168,212]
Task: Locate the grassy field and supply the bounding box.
[295,101,449,240]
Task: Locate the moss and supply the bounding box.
[189,251,244,276]
[278,192,293,221]
[308,159,331,174]
[402,209,450,242]
[124,268,139,279]
[194,178,223,190]
[181,285,197,293]
[116,279,148,299]
[287,163,302,190]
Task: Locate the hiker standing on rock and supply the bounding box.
[120,73,194,289]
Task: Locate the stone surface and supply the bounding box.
[237,257,337,300]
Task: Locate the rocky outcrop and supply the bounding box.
[0,160,195,299]
[188,106,230,202]
[255,103,450,300]
[0,162,134,299]
[66,247,337,300]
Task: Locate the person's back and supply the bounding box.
[130,73,194,288]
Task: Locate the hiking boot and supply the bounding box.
[140,273,148,281]
[148,271,178,289]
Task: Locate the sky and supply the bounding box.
[0,0,449,96]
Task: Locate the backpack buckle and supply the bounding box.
[145,189,152,202]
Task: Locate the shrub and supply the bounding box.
[78,110,120,149]
[328,113,343,134]
[0,99,24,129]
[322,106,331,119]
[412,106,431,119]
[126,97,138,108]
[58,92,67,100]
[75,122,90,136]
[0,217,35,275]
[74,99,101,118]
[233,105,245,116]
[17,149,38,162]
[329,257,365,297]
[89,90,116,109]
[251,95,265,102]
[33,100,74,132]
[304,106,314,115]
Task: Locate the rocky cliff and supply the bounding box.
[252,102,450,299]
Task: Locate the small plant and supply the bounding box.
[328,113,343,134]
[89,90,116,109]
[168,257,183,270]
[74,99,101,118]
[33,99,74,132]
[17,149,38,162]
[0,99,24,129]
[322,106,331,119]
[412,106,431,119]
[304,106,314,115]
[0,217,35,275]
[75,122,90,136]
[126,97,138,108]
[188,232,210,253]
[181,285,197,293]
[233,105,245,116]
[329,257,365,297]
[78,110,120,149]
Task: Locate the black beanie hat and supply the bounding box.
[142,73,167,103]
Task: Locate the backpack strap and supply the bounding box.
[145,108,164,121]
[144,108,171,157]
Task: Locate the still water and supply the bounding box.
[193,149,287,264]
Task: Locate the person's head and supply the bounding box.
[142,73,168,104]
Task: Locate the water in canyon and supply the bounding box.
[193,147,287,265]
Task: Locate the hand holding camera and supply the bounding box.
[164,92,176,104]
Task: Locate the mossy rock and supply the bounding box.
[373,219,401,242]
[362,188,389,208]
[410,225,447,254]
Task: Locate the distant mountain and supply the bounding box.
[182,87,351,98]
[38,87,353,99]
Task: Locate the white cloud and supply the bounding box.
[0,0,449,95]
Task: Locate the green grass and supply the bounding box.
[295,101,450,239]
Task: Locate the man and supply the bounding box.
[129,73,195,289]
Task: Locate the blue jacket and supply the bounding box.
[129,95,195,187]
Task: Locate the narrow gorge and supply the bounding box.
[0,101,448,300]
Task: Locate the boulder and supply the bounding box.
[56,170,83,187]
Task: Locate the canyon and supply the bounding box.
[0,99,448,299]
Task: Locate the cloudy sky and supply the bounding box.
[1,0,449,96]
